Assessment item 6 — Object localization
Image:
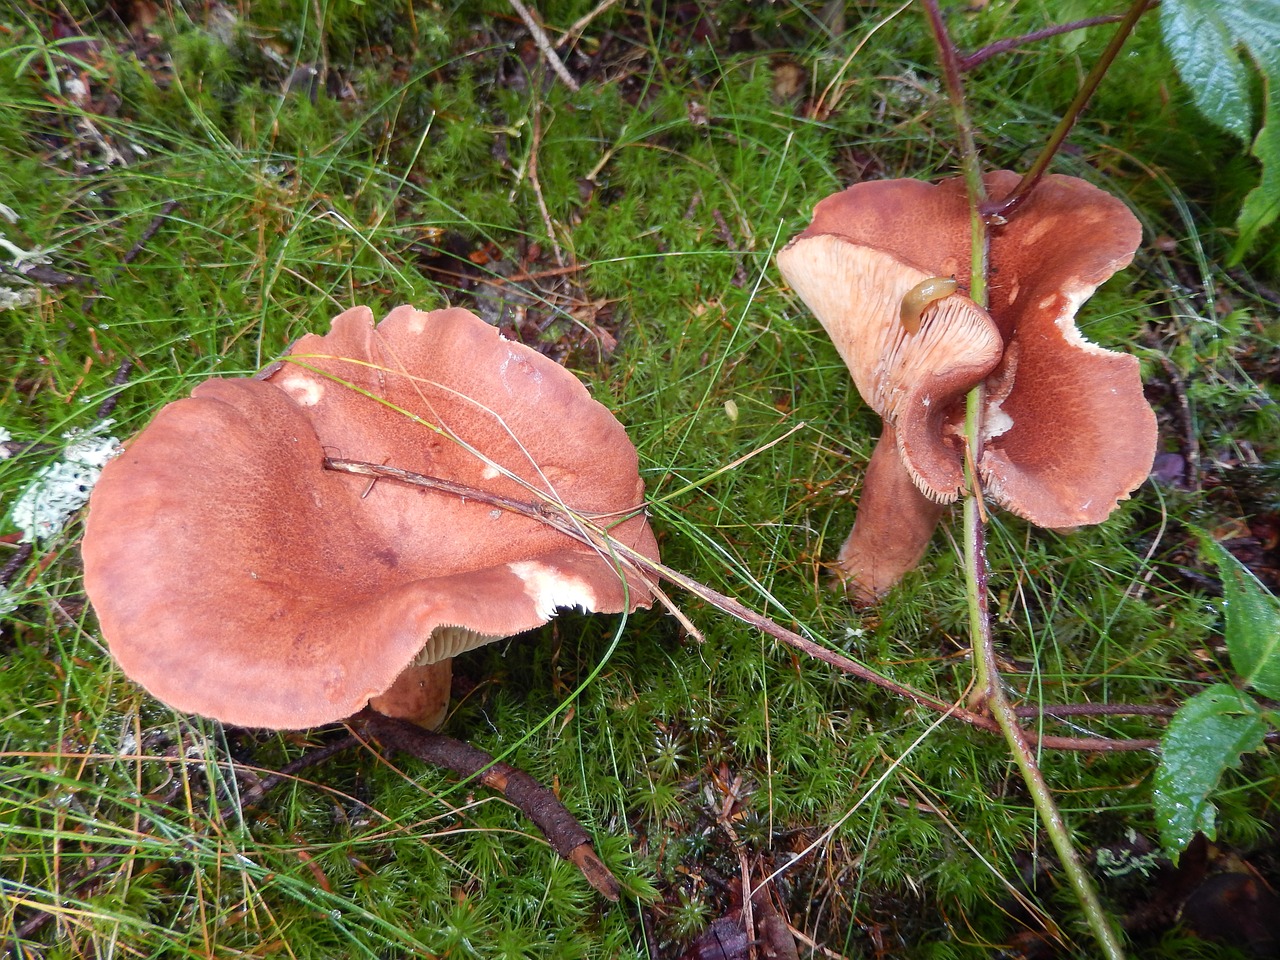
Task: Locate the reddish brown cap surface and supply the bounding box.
[778,172,1156,596]
[82,306,658,729]
[977,172,1156,527]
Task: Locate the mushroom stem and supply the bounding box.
[369,659,453,730]
[835,425,947,604]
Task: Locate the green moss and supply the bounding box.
[2,2,1277,957]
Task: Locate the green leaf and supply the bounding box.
[1233,81,1280,262]
[1154,685,1267,859]
[1160,0,1253,141]
[1202,537,1280,698]
[1161,0,1280,258]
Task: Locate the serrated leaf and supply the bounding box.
[1160,0,1253,140]
[1162,0,1280,259]
[1233,82,1280,262]
[1154,685,1267,859]
[1202,537,1280,698]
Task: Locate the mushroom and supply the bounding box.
[777,172,1157,603]
[81,304,659,731]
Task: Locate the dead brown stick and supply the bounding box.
[492,262,588,285]
[115,200,181,274]
[322,458,1159,752]
[956,14,1130,71]
[557,0,623,48]
[351,708,620,900]
[233,733,362,809]
[506,0,580,92]
[526,99,567,268]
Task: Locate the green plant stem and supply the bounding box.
[983,0,1152,220]
[924,1,1127,956]
[965,499,1127,958]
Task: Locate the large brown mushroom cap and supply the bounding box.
[977,172,1156,527]
[777,172,1156,599]
[82,306,658,729]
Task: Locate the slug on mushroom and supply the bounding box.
[777,172,1157,604]
[899,276,958,334]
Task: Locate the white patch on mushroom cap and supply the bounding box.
[481,465,501,480]
[1021,218,1054,246]
[982,404,1014,442]
[498,349,543,396]
[508,560,599,619]
[1054,283,1119,356]
[277,374,324,406]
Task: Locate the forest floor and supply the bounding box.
[2,1,1279,958]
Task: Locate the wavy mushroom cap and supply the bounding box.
[776,238,1001,501]
[777,172,1155,521]
[977,172,1155,527]
[82,306,659,729]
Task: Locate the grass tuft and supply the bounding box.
[2,1,1277,957]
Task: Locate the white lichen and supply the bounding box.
[8,423,122,542]
[1,207,51,312]
[0,285,38,311]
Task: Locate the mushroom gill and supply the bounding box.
[777,172,1157,603]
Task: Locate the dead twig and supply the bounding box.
[0,543,34,592]
[490,262,588,285]
[96,359,133,421]
[351,708,620,899]
[233,733,361,810]
[322,457,1159,753]
[0,262,93,287]
[558,0,623,49]
[115,200,181,275]
[712,208,748,288]
[526,99,567,268]
[1154,353,1201,492]
[506,0,579,92]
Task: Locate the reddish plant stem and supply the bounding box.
[1015,703,1174,719]
[926,1,1132,954]
[981,0,1153,221]
[957,14,1129,72]
[352,708,620,900]
[323,458,1157,752]
[921,0,986,230]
